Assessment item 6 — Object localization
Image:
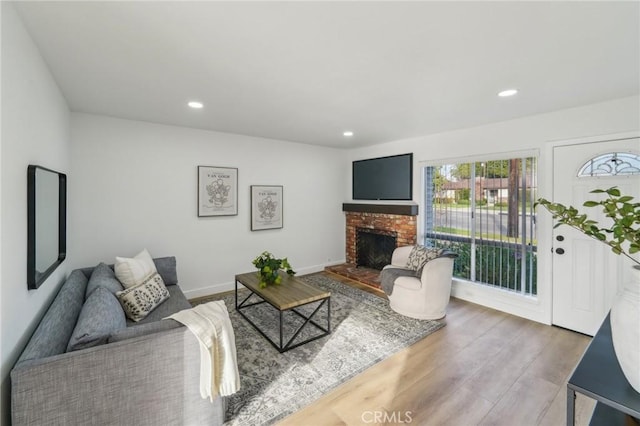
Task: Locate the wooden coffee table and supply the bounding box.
[235,271,331,352]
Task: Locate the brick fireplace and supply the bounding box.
[326,203,418,289]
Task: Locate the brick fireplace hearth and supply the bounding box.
[326,203,418,289]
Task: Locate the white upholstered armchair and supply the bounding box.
[381,246,457,320]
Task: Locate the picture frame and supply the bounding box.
[251,185,283,231]
[198,166,238,217]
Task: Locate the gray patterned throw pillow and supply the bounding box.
[116,272,170,322]
[406,245,444,276]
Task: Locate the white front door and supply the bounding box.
[552,137,640,335]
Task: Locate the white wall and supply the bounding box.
[69,113,346,297]
[0,3,71,424]
[0,4,637,422]
[347,96,640,325]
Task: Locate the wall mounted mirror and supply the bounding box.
[27,165,67,289]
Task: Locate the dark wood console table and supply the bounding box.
[567,313,640,425]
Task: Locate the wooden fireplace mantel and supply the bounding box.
[342,203,419,216]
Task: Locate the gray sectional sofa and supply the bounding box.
[11,257,226,426]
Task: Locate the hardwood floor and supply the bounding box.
[278,272,595,426]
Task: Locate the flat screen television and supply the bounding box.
[352,153,413,200]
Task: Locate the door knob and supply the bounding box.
[556,248,565,255]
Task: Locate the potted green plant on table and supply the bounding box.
[536,187,640,392]
[252,251,296,288]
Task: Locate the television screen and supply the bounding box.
[352,153,413,200]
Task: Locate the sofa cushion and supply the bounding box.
[115,248,157,289]
[108,318,183,343]
[380,267,416,296]
[85,262,124,299]
[394,275,423,291]
[67,287,126,352]
[153,256,178,286]
[78,256,178,286]
[117,272,170,322]
[17,270,88,363]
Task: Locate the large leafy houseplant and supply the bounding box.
[538,187,640,393]
[536,187,639,266]
[252,251,296,288]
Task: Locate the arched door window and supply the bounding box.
[577,152,640,177]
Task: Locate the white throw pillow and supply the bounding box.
[114,248,157,289]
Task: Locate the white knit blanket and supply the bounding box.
[167,301,240,399]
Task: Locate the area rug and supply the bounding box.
[194,273,444,425]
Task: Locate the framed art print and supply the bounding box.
[198,166,238,217]
[251,185,283,230]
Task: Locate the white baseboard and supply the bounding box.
[450,278,549,325]
[183,281,239,299]
[183,260,346,300]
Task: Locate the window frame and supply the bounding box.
[422,153,538,296]
[577,151,640,177]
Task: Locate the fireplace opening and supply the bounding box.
[356,228,397,270]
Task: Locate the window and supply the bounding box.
[577,152,640,177]
[424,157,538,295]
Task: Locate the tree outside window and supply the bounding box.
[424,157,538,295]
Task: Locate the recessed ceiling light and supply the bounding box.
[498,89,518,97]
[188,101,204,109]
[343,131,354,137]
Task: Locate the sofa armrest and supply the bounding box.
[419,256,455,284]
[11,326,225,426]
[391,245,414,267]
